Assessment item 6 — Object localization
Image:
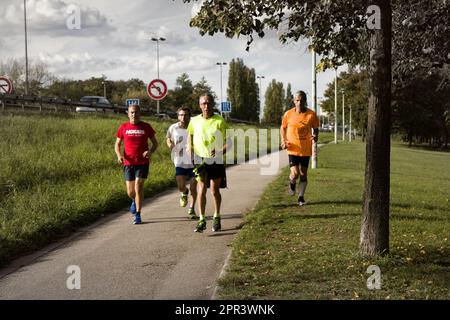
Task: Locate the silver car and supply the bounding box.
[76,96,111,112]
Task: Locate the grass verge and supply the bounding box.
[0,113,266,266]
[217,141,449,299]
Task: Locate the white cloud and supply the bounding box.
[38,51,122,75]
[0,0,336,99]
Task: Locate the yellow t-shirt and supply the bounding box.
[281,107,319,157]
[187,114,228,158]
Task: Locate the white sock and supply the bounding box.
[299,181,307,197]
[213,212,220,218]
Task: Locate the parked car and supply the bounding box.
[76,96,111,113]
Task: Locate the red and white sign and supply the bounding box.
[147,79,167,101]
[0,76,13,94]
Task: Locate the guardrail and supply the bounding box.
[0,93,128,113]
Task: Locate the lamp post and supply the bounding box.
[23,0,29,95]
[216,62,227,116]
[349,104,352,142]
[151,37,166,114]
[334,67,338,144]
[257,75,265,122]
[102,81,106,98]
[341,89,345,141]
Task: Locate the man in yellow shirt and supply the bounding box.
[280,91,319,206]
[187,93,230,232]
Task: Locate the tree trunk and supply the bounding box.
[360,0,392,257]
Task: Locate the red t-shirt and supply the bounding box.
[116,121,156,165]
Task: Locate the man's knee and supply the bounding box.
[299,169,308,181]
[290,167,300,179]
[135,179,145,191]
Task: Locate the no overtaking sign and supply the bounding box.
[147,79,167,101]
[0,76,13,94]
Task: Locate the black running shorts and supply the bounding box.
[288,155,310,168]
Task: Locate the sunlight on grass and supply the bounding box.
[218,141,450,300]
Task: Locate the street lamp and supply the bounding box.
[334,67,338,144]
[151,37,166,114]
[102,81,106,98]
[216,62,227,116]
[257,75,265,122]
[341,89,345,141]
[349,104,352,142]
[23,0,29,95]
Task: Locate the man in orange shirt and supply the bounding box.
[280,91,319,206]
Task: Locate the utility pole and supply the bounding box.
[102,81,106,98]
[349,104,352,142]
[216,62,227,116]
[311,49,318,169]
[151,37,166,114]
[257,75,265,123]
[341,89,345,141]
[24,0,29,95]
[334,67,338,144]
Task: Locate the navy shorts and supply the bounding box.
[124,165,149,181]
[289,155,310,168]
[175,167,195,178]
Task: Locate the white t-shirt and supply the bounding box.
[166,122,194,169]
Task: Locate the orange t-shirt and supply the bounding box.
[281,107,319,156]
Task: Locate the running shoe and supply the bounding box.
[212,217,221,232]
[188,207,199,220]
[194,219,206,233]
[133,213,142,224]
[298,196,306,207]
[130,200,136,214]
[180,191,188,207]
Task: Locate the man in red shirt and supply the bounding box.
[115,104,158,224]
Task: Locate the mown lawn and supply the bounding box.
[217,141,449,299]
[0,113,266,266]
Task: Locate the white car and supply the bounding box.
[76,96,111,113]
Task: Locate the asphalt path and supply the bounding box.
[0,151,288,299]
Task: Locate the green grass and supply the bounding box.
[0,113,266,266]
[217,141,450,300]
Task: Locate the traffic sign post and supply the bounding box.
[147,79,168,114]
[220,101,231,113]
[0,76,13,94]
[126,98,140,107]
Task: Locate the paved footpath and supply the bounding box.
[0,151,288,299]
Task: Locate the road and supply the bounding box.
[0,151,288,299]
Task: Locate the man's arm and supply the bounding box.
[312,128,319,143]
[166,137,175,149]
[114,137,124,164]
[143,135,158,159]
[186,133,193,158]
[280,126,289,149]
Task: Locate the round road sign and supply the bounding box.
[0,76,13,94]
[147,79,168,101]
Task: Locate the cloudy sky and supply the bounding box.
[0,0,338,114]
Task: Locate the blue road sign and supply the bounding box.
[126,98,140,106]
[220,101,231,113]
